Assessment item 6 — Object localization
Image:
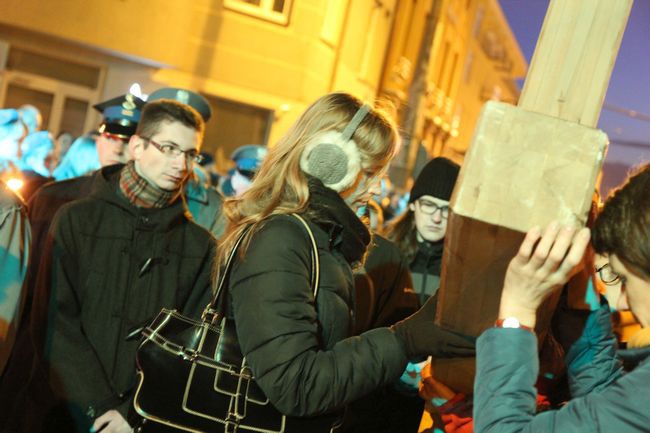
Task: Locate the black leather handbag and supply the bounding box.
[132,214,342,432]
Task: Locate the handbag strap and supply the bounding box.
[203,213,320,321]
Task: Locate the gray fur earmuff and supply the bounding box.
[300,104,370,192]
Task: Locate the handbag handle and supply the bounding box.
[203,213,320,322]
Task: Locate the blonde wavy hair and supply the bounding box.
[214,92,399,283]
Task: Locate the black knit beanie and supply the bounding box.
[409,157,460,203]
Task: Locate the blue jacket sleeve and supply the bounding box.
[474,306,649,433]
[565,303,624,397]
[0,193,30,374]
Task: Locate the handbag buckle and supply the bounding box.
[225,414,240,433]
[201,306,220,324]
[181,347,199,362]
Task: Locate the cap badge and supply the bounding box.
[175,90,190,105]
[123,94,137,111]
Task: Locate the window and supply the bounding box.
[7,47,101,89]
[0,46,103,137]
[224,0,293,25]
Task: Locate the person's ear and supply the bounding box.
[129,135,144,160]
[409,202,416,212]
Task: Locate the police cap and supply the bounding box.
[231,144,268,175]
[147,87,212,122]
[93,93,145,139]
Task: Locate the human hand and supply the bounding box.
[499,222,591,328]
[91,410,133,433]
[418,362,456,401]
[392,294,476,359]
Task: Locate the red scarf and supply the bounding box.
[119,160,181,208]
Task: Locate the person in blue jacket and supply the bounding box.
[474,162,650,433]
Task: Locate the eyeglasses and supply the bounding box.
[595,263,621,285]
[141,136,204,164]
[417,199,449,219]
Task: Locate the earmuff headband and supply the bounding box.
[300,102,372,192]
[340,104,371,143]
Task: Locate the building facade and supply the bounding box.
[380,0,526,187]
[0,0,524,179]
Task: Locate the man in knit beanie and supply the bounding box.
[380,156,461,432]
[408,157,460,245]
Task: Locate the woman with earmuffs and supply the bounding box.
[214,92,474,431]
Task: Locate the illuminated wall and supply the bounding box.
[0,0,397,167]
[379,0,526,182]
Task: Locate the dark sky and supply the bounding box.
[499,0,650,146]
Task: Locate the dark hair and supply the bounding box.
[383,208,419,263]
[592,162,650,278]
[136,99,204,140]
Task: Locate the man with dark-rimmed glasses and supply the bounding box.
[23,99,215,433]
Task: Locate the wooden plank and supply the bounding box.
[433,214,563,393]
[451,102,607,232]
[432,0,632,395]
[519,0,633,126]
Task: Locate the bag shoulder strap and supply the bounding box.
[290,213,320,298]
[204,213,320,320]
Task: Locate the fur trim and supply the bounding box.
[300,130,361,192]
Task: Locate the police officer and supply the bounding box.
[220,144,268,197]
[93,94,146,166]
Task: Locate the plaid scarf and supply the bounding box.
[119,160,181,208]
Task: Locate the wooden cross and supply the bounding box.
[432,0,634,394]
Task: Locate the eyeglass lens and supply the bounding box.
[418,200,448,218]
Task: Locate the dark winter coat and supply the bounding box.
[30,165,215,430]
[227,208,408,426]
[344,235,423,433]
[0,175,96,432]
[475,304,650,433]
[26,175,95,309]
[353,235,419,334]
[410,240,444,305]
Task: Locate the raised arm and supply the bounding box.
[474,223,592,433]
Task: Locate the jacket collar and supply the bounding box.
[305,176,370,264]
[185,179,209,204]
[89,164,190,229]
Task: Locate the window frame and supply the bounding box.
[223,0,293,25]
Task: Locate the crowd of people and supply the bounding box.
[0,87,648,433]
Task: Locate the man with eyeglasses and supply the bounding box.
[11,100,216,433]
[0,94,146,432]
[146,87,226,238]
[386,157,460,306]
[23,94,145,302]
[381,157,460,432]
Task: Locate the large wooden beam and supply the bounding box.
[432,0,633,395]
[519,0,633,126]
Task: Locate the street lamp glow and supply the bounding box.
[6,177,24,192]
[129,83,143,98]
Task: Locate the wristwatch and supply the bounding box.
[495,317,534,333]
